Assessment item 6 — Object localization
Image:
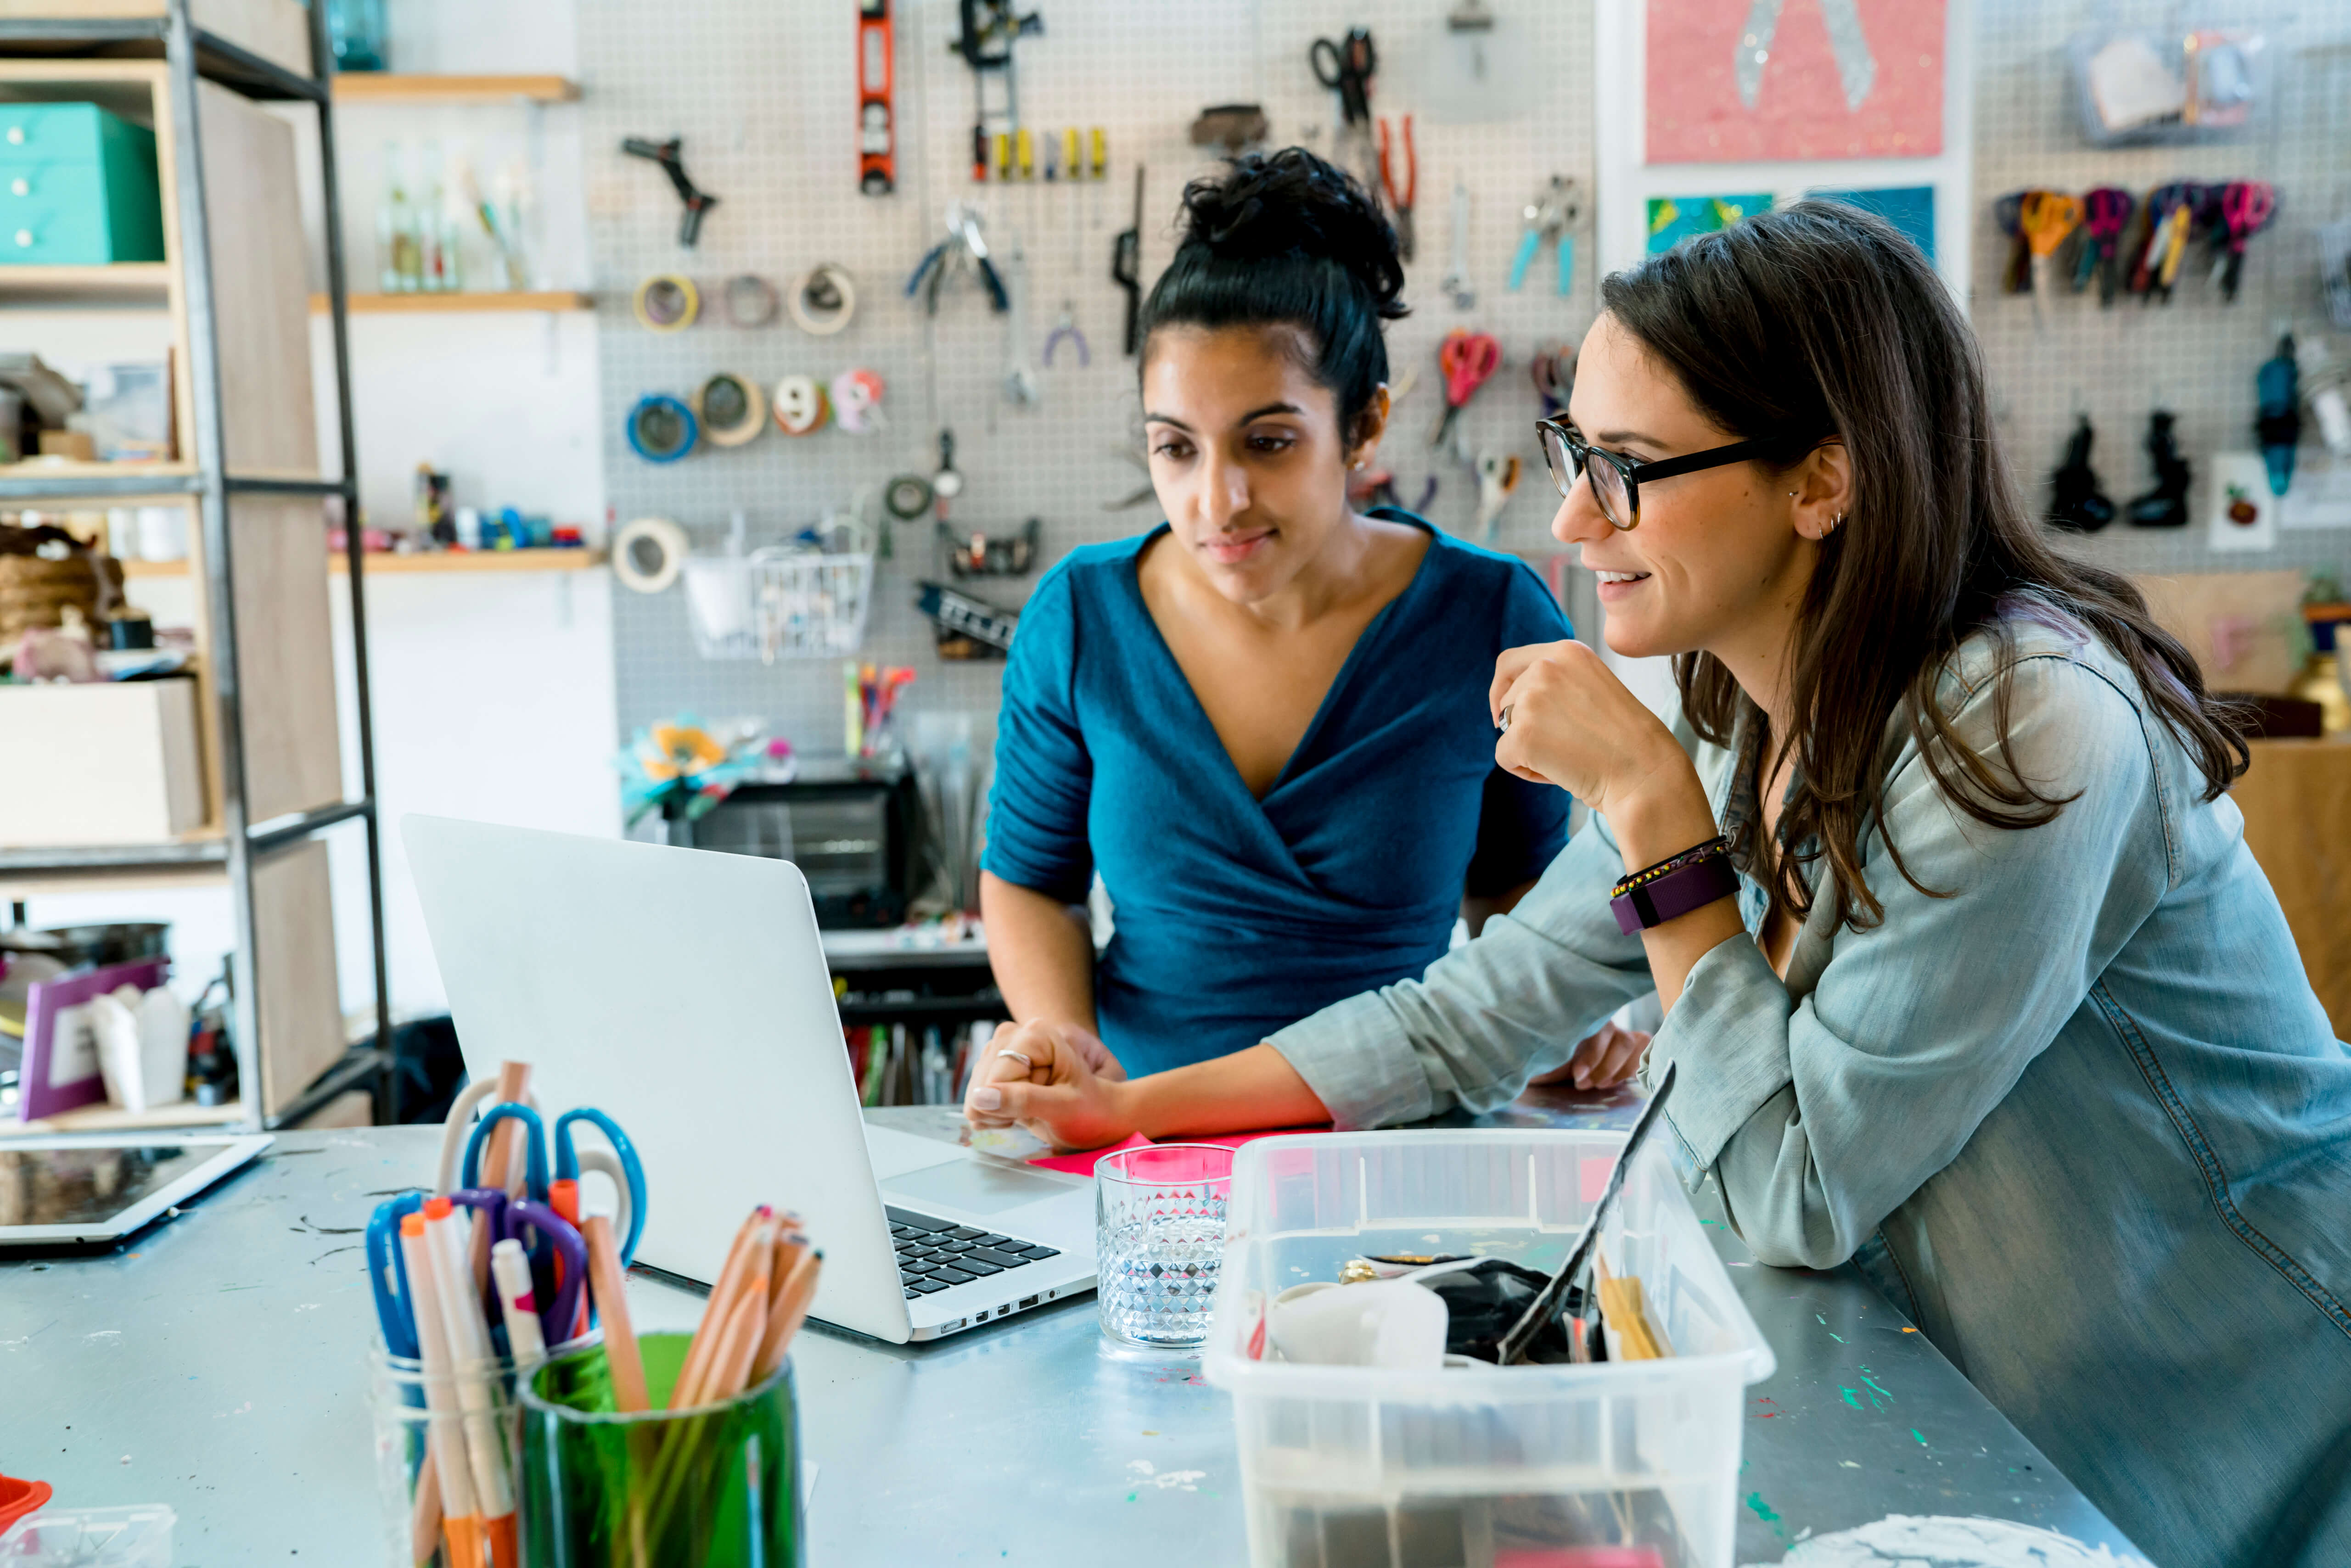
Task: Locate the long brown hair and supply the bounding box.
[1599,200,2247,931]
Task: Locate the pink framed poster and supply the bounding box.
[1646,0,1946,163]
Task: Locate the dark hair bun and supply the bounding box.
[1178,148,1407,322]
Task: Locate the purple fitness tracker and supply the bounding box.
[1610,836,1738,934]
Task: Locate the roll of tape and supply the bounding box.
[883,473,935,521]
[632,273,700,331]
[626,393,699,462]
[722,273,780,327]
[612,516,689,594]
[787,263,856,336]
[694,372,768,447]
[772,374,829,435]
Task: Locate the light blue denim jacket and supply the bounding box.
[1268,608,2351,1568]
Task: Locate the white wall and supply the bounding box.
[22,0,618,1030]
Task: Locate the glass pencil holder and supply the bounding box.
[367,1334,597,1568]
[518,1333,803,1568]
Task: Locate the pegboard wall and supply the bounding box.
[581,0,2351,768]
[577,0,1600,756]
[1969,1,2351,577]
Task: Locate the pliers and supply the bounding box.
[1378,115,1416,263]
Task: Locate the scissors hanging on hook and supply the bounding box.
[1309,28,1376,128]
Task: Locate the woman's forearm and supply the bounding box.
[1606,775,1747,1014]
[1113,1043,1330,1138]
[979,870,1100,1034]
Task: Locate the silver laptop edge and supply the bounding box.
[402,815,1094,1345]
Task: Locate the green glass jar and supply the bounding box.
[519,1332,801,1567]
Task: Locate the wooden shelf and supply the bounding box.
[2304,603,2351,622]
[124,550,605,577]
[0,1097,245,1138]
[330,73,580,105]
[312,291,593,315]
[0,263,173,297]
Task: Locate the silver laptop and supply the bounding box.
[403,815,1096,1344]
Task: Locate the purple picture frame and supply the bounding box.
[18,958,170,1122]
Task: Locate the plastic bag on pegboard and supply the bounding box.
[2319,220,2351,333]
[2067,21,2278,147]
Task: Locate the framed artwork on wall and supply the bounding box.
[1645,0,1947,163]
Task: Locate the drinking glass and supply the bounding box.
[1096,1143,1234,1350]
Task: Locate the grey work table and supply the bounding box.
[1,1101,2148,1566]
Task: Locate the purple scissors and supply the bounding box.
[449,1187,586,1348]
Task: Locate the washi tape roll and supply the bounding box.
[722,273,780,327]
[611,516,689,594]
[694,372,768,447]
[772,374,829,435]
[829,368,885,433]
[787,263,857,336]
[631,273,700,331]
[626,393,699,462]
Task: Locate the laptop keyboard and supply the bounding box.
[886,1205,1061,1298]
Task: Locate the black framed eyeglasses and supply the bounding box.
[1536,419,1798,531]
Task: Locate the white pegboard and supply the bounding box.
[1969,0,2351,579]
[577,0,1601,755]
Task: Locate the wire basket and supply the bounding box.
[682,548,874,662]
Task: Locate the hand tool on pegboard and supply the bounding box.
[857,0,896,195]
[621,136,718,247]
[951,0,1042,185]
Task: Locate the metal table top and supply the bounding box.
[1,1104,2145,1565]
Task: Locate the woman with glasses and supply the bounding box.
[969,201,2351,1567]
[977,148,1638,1084]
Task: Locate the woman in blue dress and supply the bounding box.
[977,148,1636,1083]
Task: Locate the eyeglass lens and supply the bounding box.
[1540,426,1631,526]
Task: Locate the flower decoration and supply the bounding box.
[614,713,765,826]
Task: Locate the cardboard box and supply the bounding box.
[0,677,204,846]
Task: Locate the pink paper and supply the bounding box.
[1029,1126,1330,1178]
[1645,0,1945,163]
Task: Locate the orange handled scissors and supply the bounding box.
[1433,329,1500,452]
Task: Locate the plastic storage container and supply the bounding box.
[0,1505,176,1566]
[1204,1130,1775,1568]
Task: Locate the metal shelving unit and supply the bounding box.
[0,0,391,1131]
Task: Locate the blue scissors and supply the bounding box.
[460,1102,646,1265]
[365,1192,426,1360]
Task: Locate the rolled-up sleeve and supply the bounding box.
[1268,813,1655,1127]
[979,567,1094,905]
[1644,656,2171,1269]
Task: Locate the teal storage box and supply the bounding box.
[0,102,166,265]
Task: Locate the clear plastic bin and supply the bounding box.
[0,1506,176,1566]
[1203,1130,1775,1568]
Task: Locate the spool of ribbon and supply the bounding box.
[630,274,699,331]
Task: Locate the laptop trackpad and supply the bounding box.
[882,1159,1078,1216]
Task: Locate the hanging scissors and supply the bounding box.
[1377,114,1416,263]
[1432,329,1500,455]
[2080,187,2134,306]
[2017,190,2081,312]
[1309,28,1376,129]
[2217,181,2276,303]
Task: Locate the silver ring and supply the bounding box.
[998,1050,1035,1071]
[1497,704,1513,734]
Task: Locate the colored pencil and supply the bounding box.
[753,1250,823,1382]
[400,1214,484,1568]
[669,1206,771,1408]
[583,1212,647,1412]
[471,1062,533,1293]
